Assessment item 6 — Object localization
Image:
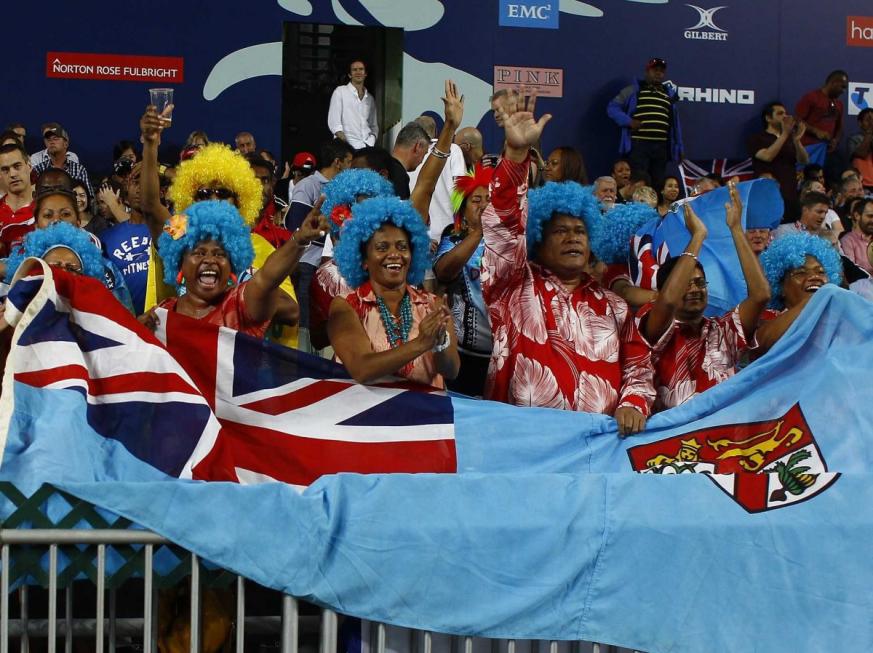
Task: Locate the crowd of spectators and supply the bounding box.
[1,57,871,436]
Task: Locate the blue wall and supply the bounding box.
[5,0,873,178]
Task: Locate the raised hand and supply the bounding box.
[724,181,744,231]
[501,88,552,152]
[794,120,807,141]
[683,203,707,240]
[442,80,464,129]
[140,105,165,145]
[781,114,796,135]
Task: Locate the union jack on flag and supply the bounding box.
[4,260,456,487]
[678,158,755,196]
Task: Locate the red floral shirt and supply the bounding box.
[311,259,351,337]
[634,302,748,412]
[159,282,269,339]
[339,281,444,389]
[480,157,654,415]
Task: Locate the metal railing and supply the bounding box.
[0,527,639,653]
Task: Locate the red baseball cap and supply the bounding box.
[292,152,317,170]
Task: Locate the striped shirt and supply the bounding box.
[32,156,95,199]
[632,84,672,142]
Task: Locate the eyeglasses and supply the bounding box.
[787,266,826,281]
[195,187,236,201]
[688,278,708,289]
[48,261,82,275]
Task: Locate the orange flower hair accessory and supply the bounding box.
[163,213,188,240]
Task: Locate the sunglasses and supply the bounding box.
[688,278,708,289]
[195,187,236,201]
[48,261,83,275]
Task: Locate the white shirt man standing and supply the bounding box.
[327,60,378,150]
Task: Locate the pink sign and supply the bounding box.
[493,66,563,97]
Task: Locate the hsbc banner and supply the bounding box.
[46,52,184,83]
[498,0,558,29]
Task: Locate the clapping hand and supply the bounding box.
[683,203,708,240]
[724,181,744,231]
[416,297,452,351]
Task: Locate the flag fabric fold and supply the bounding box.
[2,262,873,652]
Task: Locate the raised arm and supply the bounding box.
[481,90,551,302]
[243,199,327,324]
[139,106,172,241]
[640,204,707,344]
[411,80,464,222]
[726,182,771,338]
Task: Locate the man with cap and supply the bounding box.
[29,122,80,167]
[607,57,683,190]
[31,124,94,199]
[285,151,316,200]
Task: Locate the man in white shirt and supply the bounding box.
[327,60,378,150]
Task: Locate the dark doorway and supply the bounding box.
[281,22,403,170]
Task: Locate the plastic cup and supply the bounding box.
[149,88,174,126]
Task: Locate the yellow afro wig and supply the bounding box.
[167,143,262,226]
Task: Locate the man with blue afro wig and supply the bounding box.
[5,222,105,284]
[755,232,843,356]
[481,92,654,435]
[322,168,395,237]
[148,199,327,339]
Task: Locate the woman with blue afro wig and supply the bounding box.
[5,222,104,284]
[322,168,394,237]
[148,199,327,339]
[328,195,459,388]
[755,232,843,356]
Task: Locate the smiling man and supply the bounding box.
[482,94,655,435]
[635,184,771,412]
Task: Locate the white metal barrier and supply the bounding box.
[0,528,639,653]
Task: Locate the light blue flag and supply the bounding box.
[2,284,873,652]
[656,178,784,316]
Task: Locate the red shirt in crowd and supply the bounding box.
[634,303,749,412]
[159,282,270,339]
[252,200,292,249]
[0,197,34,258]
[310,259,351,338]
[480,156,654,415]
[795,89,843,146]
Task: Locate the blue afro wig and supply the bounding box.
[759,233,842,309]
[591,202,660,265]
[5,222,104,284]
[322,169,395,236]
[334,196,430,289]
[157,200,254,289]
[526,182,601,256]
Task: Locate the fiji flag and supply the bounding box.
[640,177,784,316]
[3,261,873,653]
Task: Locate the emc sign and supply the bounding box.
[499,1,559,29]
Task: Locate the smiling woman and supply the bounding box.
[328,196,459,387]
[145,199,326,338]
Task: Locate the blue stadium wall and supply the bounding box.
[5,0,873,178]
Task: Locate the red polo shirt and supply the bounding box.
[0,196,35,257]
